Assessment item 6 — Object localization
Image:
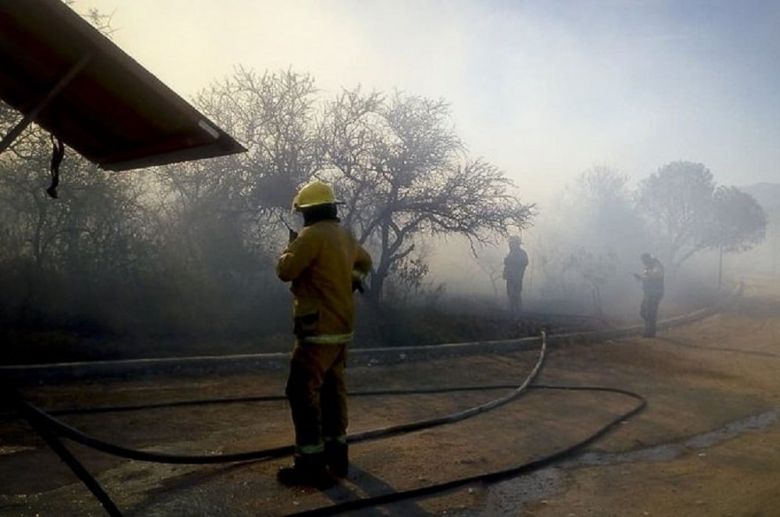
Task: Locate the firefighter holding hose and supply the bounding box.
[276,180,372,487]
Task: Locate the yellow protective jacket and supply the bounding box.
[276,220,372,344]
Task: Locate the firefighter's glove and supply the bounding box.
[288,228,299,243]
[351,270,366,294]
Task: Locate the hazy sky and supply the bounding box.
[73,0,780,201]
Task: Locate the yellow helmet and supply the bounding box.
[292,180,340,211]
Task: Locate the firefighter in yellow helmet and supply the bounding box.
[276,180,372,487]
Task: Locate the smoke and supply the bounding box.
[427,167,775,320]
[73,0,780,193]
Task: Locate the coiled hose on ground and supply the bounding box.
[3,287,754,515]
[3,331,649,516]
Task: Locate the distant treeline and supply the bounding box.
[514,164,767,317]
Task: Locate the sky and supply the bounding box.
[72,0,780,202]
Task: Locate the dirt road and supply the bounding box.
[1,279,779,516]
[471,280,780,517]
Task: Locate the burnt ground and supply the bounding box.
[0,278,779,516]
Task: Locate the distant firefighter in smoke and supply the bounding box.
[634,252,664,338]
[275,180,372,487]
[503,235,529,317]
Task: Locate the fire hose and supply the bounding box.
[4,331,651,516]
[2,286,750,515]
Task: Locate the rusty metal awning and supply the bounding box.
[0,0,246,171]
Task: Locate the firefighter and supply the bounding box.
[634,252,664,338]
[503,236,529,317]
[276,180,372,487]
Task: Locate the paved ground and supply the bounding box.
[1,278,779,516]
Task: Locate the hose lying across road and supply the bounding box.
[9,331,548,466]
[293,385,646,517]
[3,330,651,517]
[3,287,754,515]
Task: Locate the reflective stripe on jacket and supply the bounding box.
[277,220,372,343]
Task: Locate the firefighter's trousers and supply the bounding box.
[285,341,348,456]
[640,293,662,337]
[507,278,524,316]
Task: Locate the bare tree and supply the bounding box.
[193,68,321,211]
[635,162,767,277]
[0,99,153,327]
[565,248,618,316]
[561,166,647,253]
[322,89,535,302]
[706,186,767,253]
[704,186,767,287]
[155,69,323,272]
[635,161,716,269]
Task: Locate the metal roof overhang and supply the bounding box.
[0,0,246,171]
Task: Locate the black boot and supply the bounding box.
[325,441,348,477]
[277,453,335,488]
